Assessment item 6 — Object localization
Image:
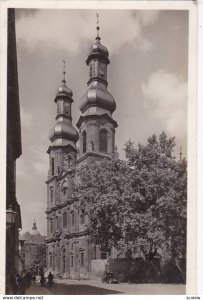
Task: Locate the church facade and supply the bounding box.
[45,25,118,279]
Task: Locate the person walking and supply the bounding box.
[25,270,32,288]
[32,274,36,286]
[48,272,54,288]
[18,272,27,295]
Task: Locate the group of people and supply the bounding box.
[10,269,34,294]
[40,271,54,288]
[10,269,55,294]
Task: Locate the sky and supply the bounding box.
[15,8,189,234]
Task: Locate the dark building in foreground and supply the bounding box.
[46,26,117,279]
[6,8,22,294]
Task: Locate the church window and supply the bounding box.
[49,253,53,268]
[89,63,93,78]
[56,216,59,230]
[50,219,53,233]
[80,252,84,267]
[80,213,85,225]
[51,158,54,175]
[71,212,75,226]
[99,129,108,153]
[63,212,67,228]
[82,131,86,154]
[70,255,74,267]
[63,256,66,273]
[50,188,53,202]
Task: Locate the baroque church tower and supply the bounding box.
[46,20,117,279]
[77,24,117,163]
[46,66,79,209]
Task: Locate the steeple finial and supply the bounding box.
[62,59,66,85]
[96,13,100,41]
[179,146,183,161]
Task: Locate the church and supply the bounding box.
[45,23,118,279]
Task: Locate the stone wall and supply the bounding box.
[90,259,107,280]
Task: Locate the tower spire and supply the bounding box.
[62,59,66,86]
[96,13,100,41]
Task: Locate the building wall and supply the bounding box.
[6,8,22,294]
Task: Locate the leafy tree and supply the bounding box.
[78,132,187,266]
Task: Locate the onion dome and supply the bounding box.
[49,118,79,143]
[54,66,73,102]
[80,21,116,114]
[80,82,116,113]
[49,61,79,145]
[86,26,109,65]
[56,83,73,98]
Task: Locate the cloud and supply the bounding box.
[20,107,32,128]
[16,157,31,180]
[16,10,160,54]
[32,161,48,174]
[141,69,187,140]
[29,145,48,174]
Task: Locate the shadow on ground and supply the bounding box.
[47,283,122,295]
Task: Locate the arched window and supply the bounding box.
[49,253,53,268]
[99,129,108,153]
[71,212,75,226]
[50,187,53,202]
[50,219,53,233]
[51,157,54,175]
[80,212,85,225]
[56,216,59,230]
[80,252,84,267]
[82,131,86,154]
[63,255,66,273]
[63,212,67,228]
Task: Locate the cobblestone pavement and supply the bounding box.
[26,280,186,295]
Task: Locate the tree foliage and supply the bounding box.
[78,132,187,264]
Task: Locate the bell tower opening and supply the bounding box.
[99,129,108,153]
[82,131,87,154]
[51,157,54,176]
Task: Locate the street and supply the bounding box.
[26,280,186,295]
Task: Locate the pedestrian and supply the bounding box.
[15,273,21,294]
[18,272,27,295]
[32,274,36,285]
[48,272,54,288]
[25,270,32,288]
